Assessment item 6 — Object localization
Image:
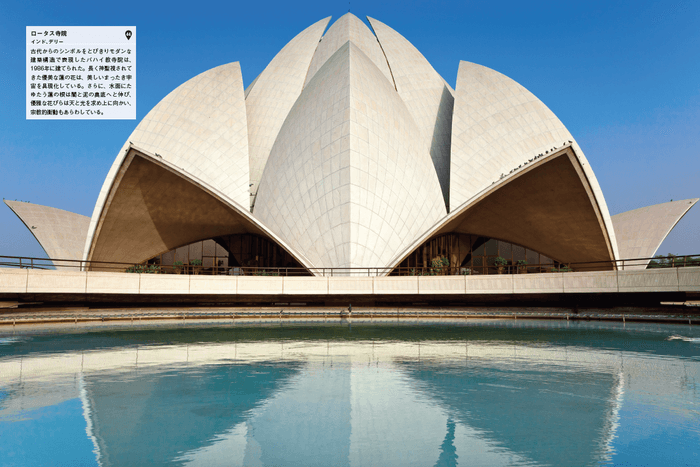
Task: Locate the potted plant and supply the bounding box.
[494,256,508,274]
[173,261,183,274]
[190,259,202,275]
[429,256,450,275]
[516,260,528,274]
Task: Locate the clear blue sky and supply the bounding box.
[1,0,698,259]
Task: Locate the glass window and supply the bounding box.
[461,254,472,268]
[473,239,485,256]
[513,244,526,262]
[203,239,216,256]
[485,238,498,256]
[499,241,512,260]
[174,246,188,264]
[162,250,174,266]
[216,242,228,257]
[189,241,203,261]
[527,249,539,265]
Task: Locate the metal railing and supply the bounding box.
[0,254,698,277]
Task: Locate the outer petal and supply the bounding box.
[4,200,89,267]
[246,17,331,202]
[612,198,698,269]
[84,62,250,260]
[389,146,618,271]
[450,61,619,259]
[85,146,314,271]
[255,42,446,270]
[368,16,453,209]
[303,13,394,89]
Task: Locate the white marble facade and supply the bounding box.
[7,14,696,274]
[5,200,90,268]
[255,42,444,269]
[612,199,699,269]
[368,17,453,209]
[246,17,331,205]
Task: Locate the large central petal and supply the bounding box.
[255,42,446,270]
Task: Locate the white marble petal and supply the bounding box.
[613,198,699,269]
[368,16,453,209]
[450,61,619,259]
[84,62,250,260]
[246,17,331,205]
[5,200,89,266]
[255,42,445,270]
[304,13,394,89]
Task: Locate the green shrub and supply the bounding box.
[254,269,279,276]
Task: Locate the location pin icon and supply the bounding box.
[125,30,132,40]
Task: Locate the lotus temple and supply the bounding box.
[5,14,698,276]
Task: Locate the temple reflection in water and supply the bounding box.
[1,322,699,466]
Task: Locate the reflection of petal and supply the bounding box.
[452,423,533,466]
[84,362,303,466]
[601,368,625,464]
[177,422,247,467]
[349,362,446,466]
[242,425,264,467]
[79,374,102,466]
[255,42,445,269]
[245,361,351,466]
[395,355,618,467]
[85,146,313,270]
[4,200,89,268]
[434,418,458,467]
[612,199,699,269]
[389,146,618,270]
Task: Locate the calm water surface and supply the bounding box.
[1,320,699,466]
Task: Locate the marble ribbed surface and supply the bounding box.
[255,42,445,269]
[450,61,619,259]
[246,17,330,205]
[613,198,698,269]
[84,62,251,260]
[369,16,453,209]
[5,200,89,264]
[303,14,394,90]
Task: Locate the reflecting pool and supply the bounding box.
[1,320,699,466]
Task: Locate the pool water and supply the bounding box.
[1,320,699,466]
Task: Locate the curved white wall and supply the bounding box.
[255,42,445,269]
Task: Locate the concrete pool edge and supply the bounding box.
[1,305,698,330]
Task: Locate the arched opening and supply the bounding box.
[140,234,309,275]
[391,234,565,275]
